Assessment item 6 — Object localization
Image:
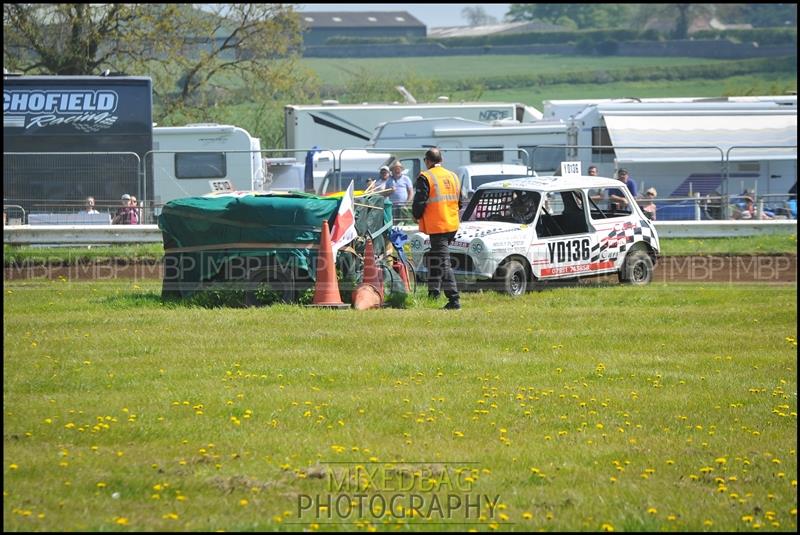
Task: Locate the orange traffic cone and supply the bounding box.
[308,220,348,309]
[362,237,384,300]
[352,283,382,310]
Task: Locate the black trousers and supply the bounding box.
[427,232,459,302]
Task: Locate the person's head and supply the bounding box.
[85,196,95,208]
[130,195,137,206]
[121,193,131,206]
[390,161,404,176]
[424,148,443,169]
[587,165,598,177]
[617,169,629,182]
[379,165,390,179]
[645,187,657,199]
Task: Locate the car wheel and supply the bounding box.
[495,259,528,296]
[619,249,653,285]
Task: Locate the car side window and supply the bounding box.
[589,187,633,219]
[536,190,589,238]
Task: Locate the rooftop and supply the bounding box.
[300,11,424,29]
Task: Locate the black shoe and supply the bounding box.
[428,291,441,299]
[442,301,461,310]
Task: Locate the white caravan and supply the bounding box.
[265,149,403,195]
[284,100,543,150]
[563,98,797,198]
[152,124,263,208]
[367,116,567,174]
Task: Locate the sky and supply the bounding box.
[295,4,513,28]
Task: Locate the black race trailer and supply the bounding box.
[3,75,153,217]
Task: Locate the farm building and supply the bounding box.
[300,11,426,46]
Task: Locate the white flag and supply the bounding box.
[330,180,357,255]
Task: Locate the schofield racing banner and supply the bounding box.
[4,89,119,132]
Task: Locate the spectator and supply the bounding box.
[388,162,413,204]
[372,166,393,197]
[609,168,637,210]
[641,187,657,220]
[587,165,604,202]
[112,194,132,224]
[81,196,100,215]
[129,195,140,224]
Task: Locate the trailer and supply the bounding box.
[284,99,543,150]
[367,116,566,174]
[151,124,263,209]
[564,98,797,199]
[3,74,153,216]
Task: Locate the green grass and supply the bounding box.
[302,56,740,86]
[660,234,798,256]
[4,235,797,267]
[450,73,798,113]
[3,244,164,266]
[3,279,797,531]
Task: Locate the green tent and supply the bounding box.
[158,191,392,301]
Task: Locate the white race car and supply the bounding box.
[408,175,660,296]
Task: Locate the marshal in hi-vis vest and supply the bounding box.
[419,165,461,235]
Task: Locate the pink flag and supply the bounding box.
[330,180,357,255]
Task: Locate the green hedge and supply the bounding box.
[691,28,797,46]
[427,27,796,48]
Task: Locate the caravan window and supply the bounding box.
[469,147,503,163]
[518,145,565,174]
[175,152,227,179]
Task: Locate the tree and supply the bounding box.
[505,4,633,29]
[461,6,498,27]
[3,3,318,140]
[3,4,149,75]
[630,3,714,39]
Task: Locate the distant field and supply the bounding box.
[303,55,736,86]
[449,73,798,112]
[3,280,796,531]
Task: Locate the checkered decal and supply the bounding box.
[591,220,654,262]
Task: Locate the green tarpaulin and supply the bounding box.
[158,192,392,299]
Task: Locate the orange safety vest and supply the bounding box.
[419,165,461,235]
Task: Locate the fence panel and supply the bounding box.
[3,152,142,224]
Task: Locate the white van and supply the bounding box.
[152,124,262,208]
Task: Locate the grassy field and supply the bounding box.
[3,234,797,267]
[3,279,797,531]
[303,55,750,86]
[449,73,798,113]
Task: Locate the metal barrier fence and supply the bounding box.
[2,144,796,224]
[3,151,142,224]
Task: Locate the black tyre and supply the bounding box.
[495,259,528,296]
[618,249,653,285]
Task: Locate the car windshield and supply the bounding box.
[462,188,541,224]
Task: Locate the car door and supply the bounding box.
[529,189,604,280]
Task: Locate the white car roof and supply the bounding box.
[476,175,622,192]
[457,163,530,174]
